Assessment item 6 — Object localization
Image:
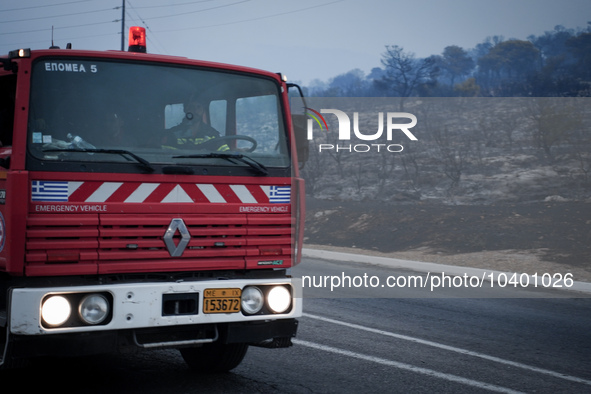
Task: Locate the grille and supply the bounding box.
[25,213,292,274]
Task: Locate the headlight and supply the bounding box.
[267,286,291,314]
[78,294,109,325]
[241,286,264,314]
[41,296,71,327]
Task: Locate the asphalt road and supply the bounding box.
[5,256,591,393]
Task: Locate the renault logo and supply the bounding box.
[164,218,191,257]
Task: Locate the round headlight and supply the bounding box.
[79,294,109,325]
[42,295,72,327]
[241,286,264,314]
[267,286,291,314]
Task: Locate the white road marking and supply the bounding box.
[294,339,524,394]
[304,313,591,387]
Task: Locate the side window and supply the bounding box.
[164,103,186,130]
[236,95,280,152]
[209,100,226,135]
[0,75,16,148]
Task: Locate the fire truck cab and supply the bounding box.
[0,28,306,371]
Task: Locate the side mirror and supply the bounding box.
[292,114,309,166]
[287,84,309,168]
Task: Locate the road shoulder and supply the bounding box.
[302,245,591,294]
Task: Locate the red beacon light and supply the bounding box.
[128,26,147,53]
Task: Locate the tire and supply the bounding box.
[180,342,249,373]
[0,327,26,370]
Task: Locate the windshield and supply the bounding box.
[27,57,290,174]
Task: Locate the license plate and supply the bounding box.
[203,288,242,314]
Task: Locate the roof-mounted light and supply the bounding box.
[128,26,147,53]
[3,48,31,72]
[8,48,31,59]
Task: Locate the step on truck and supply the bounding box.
[0,27,308,371]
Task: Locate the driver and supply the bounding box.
[169,98,228,151]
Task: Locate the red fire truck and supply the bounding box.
[0,27,307,371]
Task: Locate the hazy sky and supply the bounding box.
[1,0,590,84]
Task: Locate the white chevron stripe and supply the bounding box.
[230,185,257,203]
[86,182,123,202]
[124,183,160,203]
[260,185,270,198]
[68,181,83,197]
[162,185,193,203]
[197,184,226,203]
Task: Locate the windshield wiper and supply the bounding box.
[173,152,269,175]
[43,148,154,172]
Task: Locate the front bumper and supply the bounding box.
[10,278,301,336]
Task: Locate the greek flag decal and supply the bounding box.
[269,186,290,204]
[31,181,69,202]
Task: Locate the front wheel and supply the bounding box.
[179,342,249,373]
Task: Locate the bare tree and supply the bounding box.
[301,140,327,197]
[526,98,581,162]
[434,126,470,191]
[400,142,422,194]
[376,45,438,109]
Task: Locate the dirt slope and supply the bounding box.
[304,198,591,281]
